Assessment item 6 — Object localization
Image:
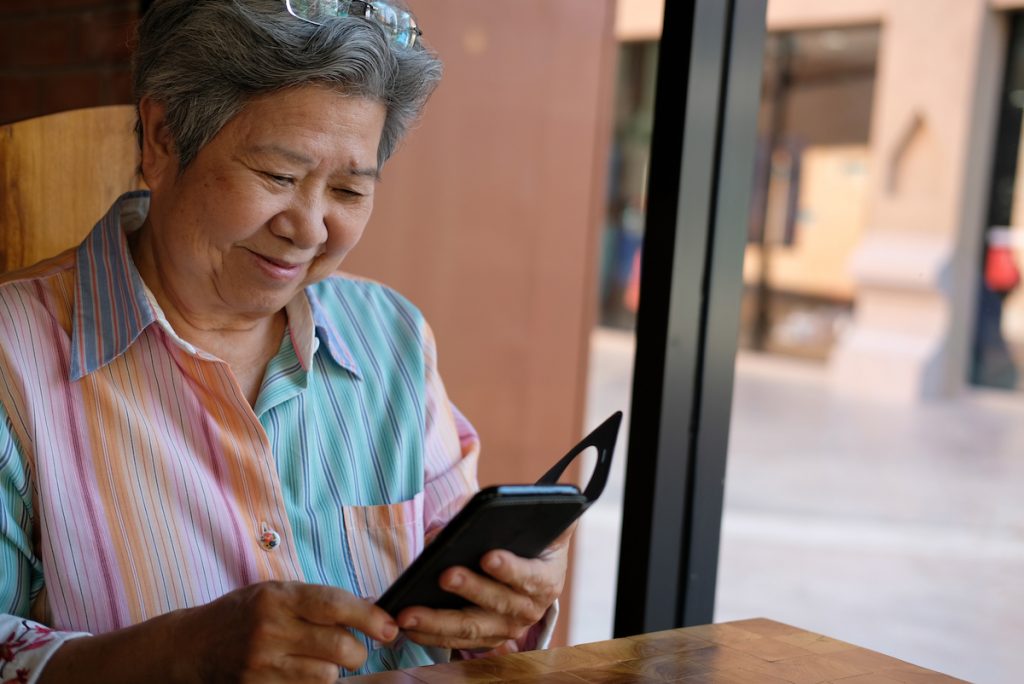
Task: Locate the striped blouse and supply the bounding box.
[0,192,501,680]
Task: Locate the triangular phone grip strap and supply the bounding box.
[536,411,623,511]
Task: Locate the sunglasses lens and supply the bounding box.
[370,2,398,33]
[396,11,417,48]
[287,0,419,48]
[289,0,345,22]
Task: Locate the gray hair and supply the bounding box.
[132,0,442,170]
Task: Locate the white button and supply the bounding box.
[259,522,281,551]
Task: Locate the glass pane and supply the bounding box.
[973,13,1024,389]
[572,37,655,645]
[577,6,1022,684]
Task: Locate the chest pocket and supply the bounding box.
[341,493,425,601]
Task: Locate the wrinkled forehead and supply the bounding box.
[202,86,387,175]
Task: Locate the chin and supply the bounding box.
[233,290,296,318]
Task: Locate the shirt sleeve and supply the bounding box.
[418,322,558,657]
[0,404,90,683]
[420,322,480,540]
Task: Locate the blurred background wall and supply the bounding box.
[0,1,136,124]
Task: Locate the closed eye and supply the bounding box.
[333,187,365,198]
[262,171,294,186]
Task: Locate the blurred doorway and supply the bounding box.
[744,26,879,359]
[597,25,881,358]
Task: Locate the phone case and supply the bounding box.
[376,485,586,614]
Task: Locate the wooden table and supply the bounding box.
[347,618,966,683]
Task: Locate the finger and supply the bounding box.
[478,552,564,607]
[286,621,370,672]
[276,655,348,683]
[436,566,544,624]
[289,583,399,643]
[396,607,520,650]
[401,628,510,651]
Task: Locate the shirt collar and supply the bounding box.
[287,288,362,379]
[305,287,362,379]
[71,191,159,381]
[71,191,362,381]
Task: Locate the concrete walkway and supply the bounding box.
[570,327,1024,683]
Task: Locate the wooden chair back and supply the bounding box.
[0,105,141,273]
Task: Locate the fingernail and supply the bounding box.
[486,554,503,571]
[401,616,418,629]
[447,573,464,589]
[382,622,398,641]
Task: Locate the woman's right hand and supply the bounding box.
[40,581,398,684]
[176,581,399,681]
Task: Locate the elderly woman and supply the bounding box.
[0,1,571,681]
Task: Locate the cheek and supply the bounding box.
[324,205,372,256]
[307,211,369,281]
[196,177,279,244]
[329,223,367,256]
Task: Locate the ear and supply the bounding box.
[138,96,179,190]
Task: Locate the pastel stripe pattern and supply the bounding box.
[0,193,484,679]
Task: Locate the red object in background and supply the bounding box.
[985,244,1021,294]
[623,251,641,312]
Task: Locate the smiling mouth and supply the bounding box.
[258,254,304,269]
[248,249,309,280]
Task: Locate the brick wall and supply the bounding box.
[0,0,139,125]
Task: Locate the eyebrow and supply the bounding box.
[245,144,380,180]
[347,166,382,180]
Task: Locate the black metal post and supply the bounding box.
[613,0,766,636]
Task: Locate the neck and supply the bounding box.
[128,218,288,399]
[130,218,281,341]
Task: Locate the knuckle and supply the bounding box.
[431,633,457,649]
[521,577,542,597]
[531,575,557,601]
[458,616,484,641]
[485,636,509,649]
[240,640,275,673]
[512,623,530,641]
[338,638,368,671]
[514,591,540,617]
[503,616,525,639]
[492,595,514,617]
[523,603,545,624]
[247,619,278,648]
[325,630,350,658]
[248,582,282,615]
[293,660,338,683]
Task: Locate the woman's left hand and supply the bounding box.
[396,525,575,650]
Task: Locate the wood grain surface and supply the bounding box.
[0,105,140,273]
[346,619,967,683]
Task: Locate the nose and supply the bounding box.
[270,195,329,251]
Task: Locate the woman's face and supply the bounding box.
[143,85,386,322]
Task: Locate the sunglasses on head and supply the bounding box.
[283,0,422,49]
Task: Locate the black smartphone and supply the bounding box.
[376,484,586,614]
[376,411,622,616]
